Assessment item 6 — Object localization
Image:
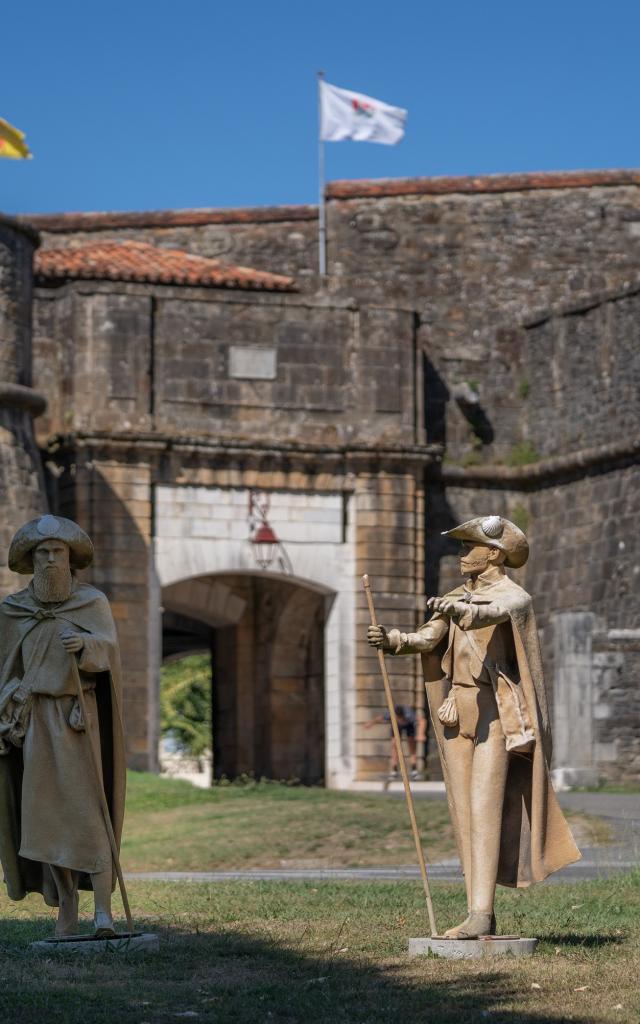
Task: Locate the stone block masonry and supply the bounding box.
[0,217,48,596]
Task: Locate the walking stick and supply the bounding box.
[69,655,134,934]
[362,575,437,937]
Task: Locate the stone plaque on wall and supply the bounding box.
[228,346,277,380]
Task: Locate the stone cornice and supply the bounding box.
[44,434,638,487]
[46,431,442,469]
[433,439,640,490]
[0,383,47,417]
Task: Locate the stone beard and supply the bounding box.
[32,563,73,604]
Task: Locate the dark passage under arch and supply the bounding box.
[161,573,327,783]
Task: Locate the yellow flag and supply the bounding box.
[0,118,32,159]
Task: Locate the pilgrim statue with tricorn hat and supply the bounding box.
[0,515,127,938]
[368,514,581,939]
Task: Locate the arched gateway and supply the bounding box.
[155,484,351,785]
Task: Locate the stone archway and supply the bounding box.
[160,572,330,783]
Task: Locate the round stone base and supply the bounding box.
[30,932,159,954]
[408,936,538,959]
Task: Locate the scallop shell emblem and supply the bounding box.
[36,515,61,536]
[481,516,503,538]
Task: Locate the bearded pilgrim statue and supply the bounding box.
[0,515,126,938]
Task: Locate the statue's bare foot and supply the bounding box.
[443,911,493,939]
[93,910,116,939]
[55,890,79,937]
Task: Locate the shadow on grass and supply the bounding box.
[543,932,625,948]
[0,918,612,1024]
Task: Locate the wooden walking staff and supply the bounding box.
[69,655,134,934]
[362,575,437,937]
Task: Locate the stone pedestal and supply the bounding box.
[408,936,538,959]
[31,932,160,954]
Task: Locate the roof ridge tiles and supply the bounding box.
[20,204,318,232]
[326,168,640,200]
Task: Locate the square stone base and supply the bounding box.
[31,932,159,954]
[409,936,538,959]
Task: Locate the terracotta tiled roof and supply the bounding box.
[22,204,317,233]
[326,168,640,200]
[34,240,296,292]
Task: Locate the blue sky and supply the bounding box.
[2,0,637,214]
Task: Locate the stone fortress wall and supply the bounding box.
[0,216,48,594]
[23,169,640,782]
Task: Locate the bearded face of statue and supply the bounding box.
[32,540,73,604]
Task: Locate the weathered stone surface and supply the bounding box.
[0,219,48,597]
[408,936,538,959]
[31,932,160,954]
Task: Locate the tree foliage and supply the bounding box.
[160,652,212,758]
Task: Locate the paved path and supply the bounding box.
[556,790,640,822]
[126,849,634,885]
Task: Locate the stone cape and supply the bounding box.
[0,582,126,906]
[420,572,581,888]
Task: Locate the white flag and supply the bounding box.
[319,80,407,145]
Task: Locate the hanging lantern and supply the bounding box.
[251,521,279,569]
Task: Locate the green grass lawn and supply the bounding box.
[121,772,608,871]
[0,873,638,1023]
[121,772,455,870]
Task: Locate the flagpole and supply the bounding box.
[317,70,327,276]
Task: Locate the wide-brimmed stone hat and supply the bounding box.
[442,515,529,569]
[8,515,94,574]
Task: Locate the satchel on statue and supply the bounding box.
[0,678,33,754]
[492,669,535,753]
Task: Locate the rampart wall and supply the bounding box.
[0,217,48,594]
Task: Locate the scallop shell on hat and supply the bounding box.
[36,515,61,536]
[481,516,504,538]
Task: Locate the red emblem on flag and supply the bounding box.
[352,99,374,118]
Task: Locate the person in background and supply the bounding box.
[364,704,424,781]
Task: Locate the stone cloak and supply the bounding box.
[0,582,126,906]
[421,574,581,887]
